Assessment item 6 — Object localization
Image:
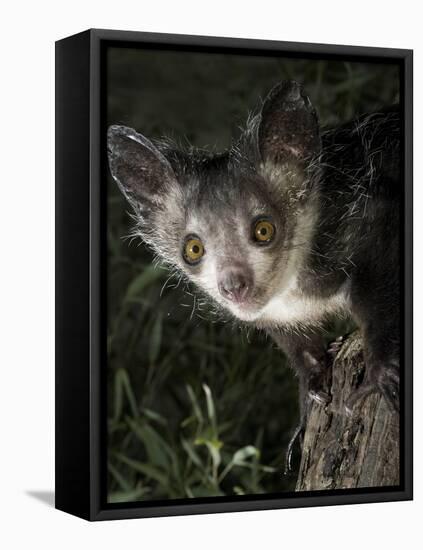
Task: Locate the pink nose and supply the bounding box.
[218,269,252,303]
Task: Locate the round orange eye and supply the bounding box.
[183,237,204,264]
[253,220,275,243]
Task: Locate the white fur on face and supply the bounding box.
[183,212,249,300]
[180,192,323,325]
[226,200,327,325]
[159,160,327,327]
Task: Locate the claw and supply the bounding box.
[345,363,400,415]
[309,389,331,405]
[327,335,345,358]
[284,424,304,474]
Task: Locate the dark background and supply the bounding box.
[106,46,399,503]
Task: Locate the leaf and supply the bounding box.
[108,487,150,503]
[107,461,131,492]
[186,385,203,425]
[126,417,173,470]
[205,441,221,472]
[124,265,163,302]
[112,368,139,422]
[232,445,259,466]
[114,452,168,486]
[259,465,277,473]
[188,485,224,498]
[141,407,167,426]
[181,438,204,469]
[149,312,163,365]
[202,384,217,435]
[194,437,222,471]
[218,445,260,483]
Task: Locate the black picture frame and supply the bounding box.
[55,28,413,521]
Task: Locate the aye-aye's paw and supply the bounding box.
[285,337,346,474]
[307,376,331,406]
[327,335,345,360]
[302,351,330,405]
[303,336,345,406]
[345,361,400,416]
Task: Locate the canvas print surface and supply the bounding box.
[105,46,401,504]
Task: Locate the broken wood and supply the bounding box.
[296,331,400,491]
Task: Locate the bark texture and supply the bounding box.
[296,331,400,491]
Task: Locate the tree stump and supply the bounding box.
[296,331,400,491]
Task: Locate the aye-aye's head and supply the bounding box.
[107,81,321,323]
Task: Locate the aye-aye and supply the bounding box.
[107,80,400,443]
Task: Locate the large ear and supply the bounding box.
[258,81,320,165]
[107,125,176,210]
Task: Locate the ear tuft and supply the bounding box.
[258,80,320,165]
[107,125,176,209]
